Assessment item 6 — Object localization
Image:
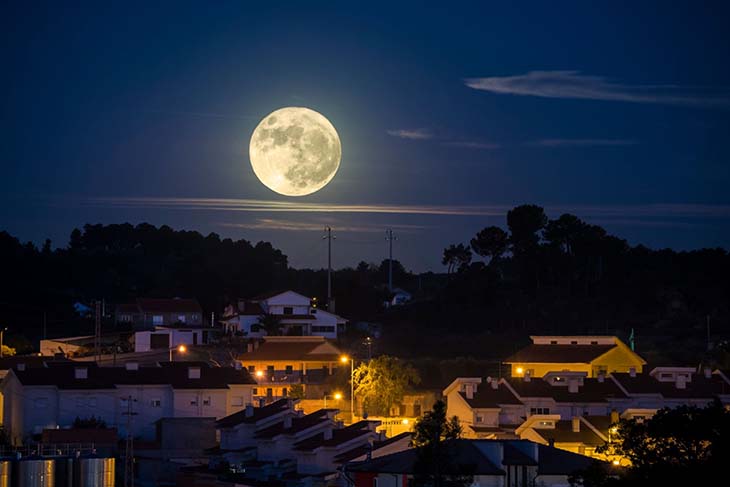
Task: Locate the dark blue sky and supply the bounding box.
[3,1,729,271]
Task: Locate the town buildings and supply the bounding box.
[116,298,205,330]
[0,361,256,445]
[221,291,347,339]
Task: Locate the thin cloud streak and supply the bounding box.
[464,71,730,108]
[219,219,428,233]
[443,141,501,149]
[530,138,638,147]
[87,197,730,219]
[386,129,433,140]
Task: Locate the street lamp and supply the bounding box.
[0,327,7,358]
[323,392,342,409]
[340,355,354,421]
[170,344,186,362]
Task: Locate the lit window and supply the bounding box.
[153,315,163,325]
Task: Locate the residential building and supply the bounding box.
[444,367,730,459]
[134,325,213,352]
[221,290,347,339]
[504,336,646,378]
[239,336,345,401]
[345,439,596,487]
[214,398,387,479]
[0,361,256,445]
[116,298,204,330]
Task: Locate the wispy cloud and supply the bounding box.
[529,138,638,148]
[386,129,433,140]
[464,71,730,107]
[85,197,730,220]
[443,141,501,150]
[219,219,428,233]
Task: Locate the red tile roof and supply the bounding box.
[12,362,255,390]
[506,377,627,402]
[240,339,341,362]
[532,420,605,446]
[459,384,523,408]
[504,344,615,364]
[611,372,729,399]
[254,409,334,439]
[136,298,202,313]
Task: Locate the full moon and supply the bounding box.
[249,107,341,196]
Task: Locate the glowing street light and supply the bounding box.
[516,366,524,375]
[169,343,186,362]
[341,355,354,421]
[255,370,264,379]
[324,392,343,408]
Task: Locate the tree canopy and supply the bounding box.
[352,355,420,416]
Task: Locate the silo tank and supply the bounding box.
[17,458,54,487]
[77,457,115,487]
[0,459,10,487]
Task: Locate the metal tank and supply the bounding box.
[0,459,10,487]
[76,457,115,487]
[17,457,54,487]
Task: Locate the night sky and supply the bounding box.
[3,1,729,272]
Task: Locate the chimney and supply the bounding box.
[16,363,26,372]
[245,404,254,417]
[491,379,499,390]
[188,367,201,379]
[629,367,636,378]
[676,376,686,389]
[597,373,605,383]
[247,343,253,353]
[74,367,88,379]
[548,438,555,447]
[465,383,475,400]
[610,410,619,424]
[284,416,293,428]
[125,362,139,371]
[572,417,580,433]
[704,368,712,379]
[568,380,579,393]
[324,428,333,441]
[524,372,531,382]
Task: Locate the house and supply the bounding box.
[444,367,730,459]
[504,336,646,378]
[116,298,204,330]
[0,361,256,445]
[221,291,347,339]
[134,325,213,352]
[239,336,345,402]
[345,439,596,487]
[215,398,386,478]
[385,288,412,308]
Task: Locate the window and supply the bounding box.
[203,397,211,406]
[150,399,161,408]
[311,325,335,333]
[537,420,554,428]
[153,315,163,325]
[120,314,132,322]
[248,365,256,372]
[34,398,49,409]
[232,396,244,407]
[476,415,483,423]
[190,398,198,406]
[550,340,558,344]
[570,340,578,345]
[282,388,288,397]
[177,315,186,323]
[530,407,550,415]
[590,340,598,345]
[267,365,275,374]
[252,388,258,395]
[285,365,293,374]
[283,307,293,315]
[266,388,273,398]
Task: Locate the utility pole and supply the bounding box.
[94,300,101,362]
[123,395,138,487]
[385,229,396,292]
[323,227,335,310]
[707,315,711,352]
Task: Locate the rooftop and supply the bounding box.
[504,344,616,364]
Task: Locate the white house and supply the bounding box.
[0,361,256,445]
[221,291,347,339]
[134,326,212,352]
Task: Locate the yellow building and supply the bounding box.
[505,336,645,378]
